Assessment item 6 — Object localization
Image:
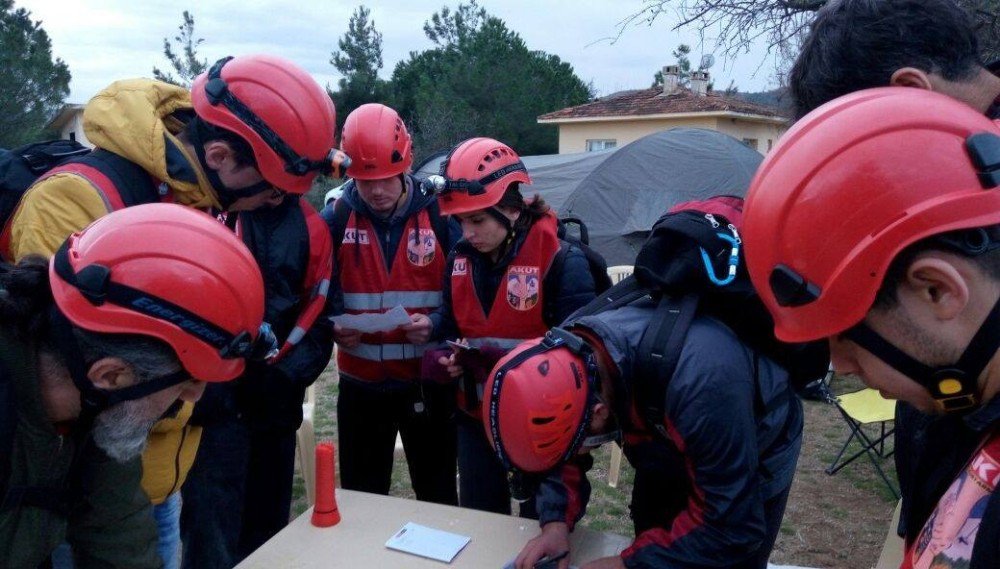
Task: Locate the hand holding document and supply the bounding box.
[330,305,412,333]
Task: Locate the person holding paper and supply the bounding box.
[423,137,596,516]
[322,104,461,505]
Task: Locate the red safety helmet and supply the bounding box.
[484,330,596,474]
[192,54,337,194]
[341,104,413,180]
[744,87,1000,344]
[432,137,531,216]
[50,203,267,382]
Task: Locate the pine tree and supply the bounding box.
[0,0,71,147]
[152,10,207,88]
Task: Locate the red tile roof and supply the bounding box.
[538,87,785,121]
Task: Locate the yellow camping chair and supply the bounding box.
[604,265,633,488]
[821,381,899,498]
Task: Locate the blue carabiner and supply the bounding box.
[700,230,740,286]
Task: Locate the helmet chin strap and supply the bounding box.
[485,207,514,232]
[580,429,620,449]
[845,295,1000,413]
[47,307,190,429]
[187,118,273,210]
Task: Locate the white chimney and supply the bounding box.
[690,71,709,96]
[662,65,680,95]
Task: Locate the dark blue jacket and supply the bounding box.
[537,298,803,569]
[429,218,597,340]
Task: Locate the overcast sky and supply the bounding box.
[19,0,782,104]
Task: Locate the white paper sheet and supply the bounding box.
[330,305,412,333]
[385,522,471,563]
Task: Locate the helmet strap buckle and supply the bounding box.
[74,264,111,305]
[845,294,1000,414]
[204,77,229,106]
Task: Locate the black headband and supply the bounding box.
[204,56,332,178]
[52,241,260,360]
[426,160,528,197]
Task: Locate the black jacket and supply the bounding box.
[0,330,160,569]
[193,196,335,433]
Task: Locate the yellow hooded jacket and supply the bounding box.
[6,79,223,505]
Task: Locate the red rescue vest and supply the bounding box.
[337,208,446,382]
[451,212,561,418]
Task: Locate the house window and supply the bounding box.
[68,131,76,141]
[767,139,773,151]
[742,138,759,151]
[586,139,617,152]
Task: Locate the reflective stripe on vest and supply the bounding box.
[343,290,444,311]
[341,342,430,361]
[466,337,525,351]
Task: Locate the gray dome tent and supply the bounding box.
[414,128,763,265]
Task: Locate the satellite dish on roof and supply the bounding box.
[699,54,715,70]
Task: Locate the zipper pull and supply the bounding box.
[705,213,720,228]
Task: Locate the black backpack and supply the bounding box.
[0,142,160,261]
[553,215,613,294]
[0,140,91,230]
[566,196,829,435]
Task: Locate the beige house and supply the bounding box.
[538,67,787,155]
[46,104,92,148]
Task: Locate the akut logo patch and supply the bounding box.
[406,228,437,267]
[506,265,540,311]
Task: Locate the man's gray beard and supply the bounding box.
[91,398,158,463]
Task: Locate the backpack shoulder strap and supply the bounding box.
[74,149,160,208]
[328,198,353,254]
[633,293,700,439]
[544,240,571,304]
[564,274,649,323]
[426,199,452,251]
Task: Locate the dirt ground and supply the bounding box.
[292,368,898,569]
